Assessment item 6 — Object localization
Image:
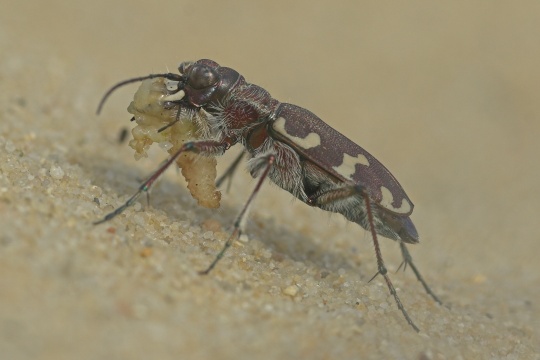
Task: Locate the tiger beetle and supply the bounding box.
[96,59,442,331]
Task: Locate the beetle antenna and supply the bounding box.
[96,73,184,115]
[157,107,183,133]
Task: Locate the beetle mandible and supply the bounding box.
[96,59,442,331]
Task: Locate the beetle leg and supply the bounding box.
[308,184,440,300]
[307,184,420,332]
[306,184,362,207]
[363,195,420,332]
[399,242,442,305]
[94,139,231,225]
[199,154,275,275]
[215,150,246,192]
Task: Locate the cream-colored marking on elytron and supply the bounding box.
[273,117,321,149]
[380,186,412,214]
[162,89,185,102]
[332,153,370,179]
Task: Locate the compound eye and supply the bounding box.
[188,65,219,89]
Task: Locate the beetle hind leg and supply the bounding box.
[358,189,420,332]
[398,242,443,305]
[307,184,421,331]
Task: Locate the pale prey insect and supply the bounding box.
[96,59,441,331]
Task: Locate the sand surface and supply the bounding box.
[1,1,539,359]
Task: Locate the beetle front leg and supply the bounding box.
[199,154,275,275]
[94,139,232,225]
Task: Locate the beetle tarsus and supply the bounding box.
[400,242,443,305]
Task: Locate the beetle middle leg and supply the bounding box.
[215,150,246,191]
[199,154,275,275]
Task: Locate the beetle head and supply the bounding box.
[96,59,222,114]
[177,60,221,106]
